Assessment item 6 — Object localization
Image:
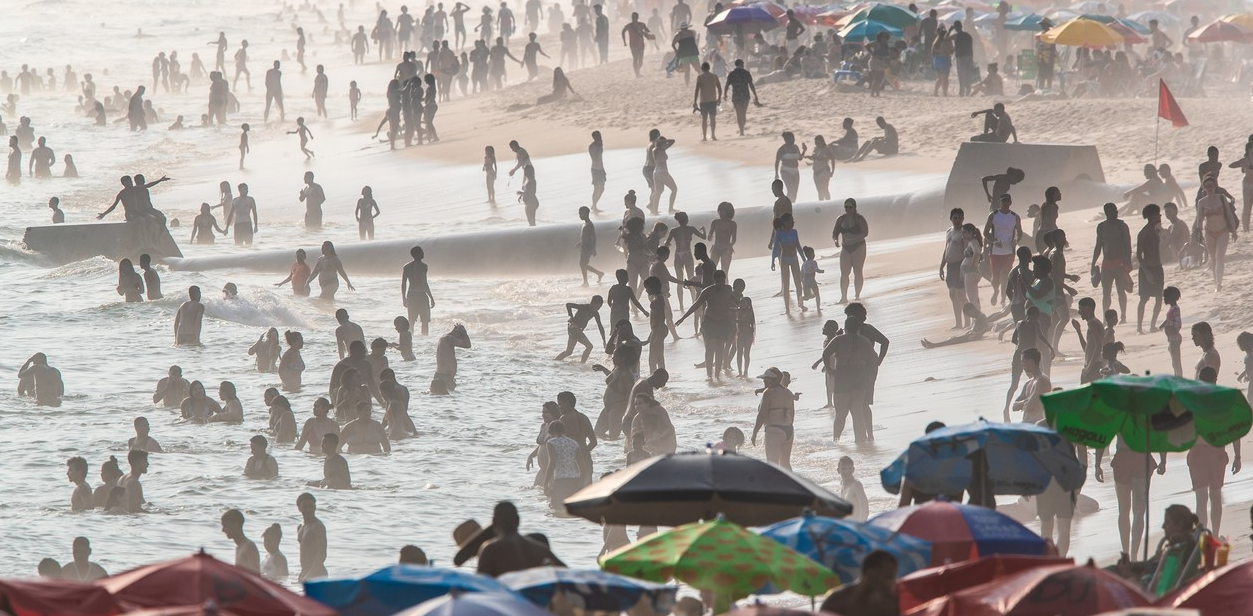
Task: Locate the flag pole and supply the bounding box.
[1155,115,1159,167]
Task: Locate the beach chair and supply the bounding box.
[1147,526,1211,597]
[1018,49,1037,82]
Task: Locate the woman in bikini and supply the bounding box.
[1197,175,1238,292]
[774,131,806,202]
[306,241,356,300]
[770,213,806,314]
[832,198,869,303]
[708,201,737,274]
[665,211,706,311]
[649,136,677,213]
[808,135,835,202]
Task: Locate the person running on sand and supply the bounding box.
[296,492,329,580]
[555,296,606,363]
[402,246,435,335]
[751,367,795,469]
[621,13,654,77]
[174,286,205,346]
[849,117,898,162]
[288,117,314,159]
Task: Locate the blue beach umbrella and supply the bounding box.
[837,19,904,42]
[879,420,1086,498]
[499,567,678,613]
[1003,13,1046,31]
[1079,13,1152,35]
[304,565,516,616]
[756,511,932,583]
[844,3,921,29]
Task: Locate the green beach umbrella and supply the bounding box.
[1042,374,1251,453]
[599,517,839,614]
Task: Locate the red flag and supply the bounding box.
[1158,79,1188,128]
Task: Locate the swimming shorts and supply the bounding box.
[1187,443,1229,489]
[701,318,734,342]
[945,262,963,290]
[699,101,718,118]
[1138,265,1163,298]
[591,168,606,184]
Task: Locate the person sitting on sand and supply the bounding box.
[536,67,578,105]
[970,102,1017,143]
[969,63,1003,96]
[128,416,163,453]
[830,117,857,161]
[244,435,279,479]
[849,116,898,162]
[820,550,899,616]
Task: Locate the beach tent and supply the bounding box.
[563,450,852,527]
[303,565,514,616]
[96,550,333,616]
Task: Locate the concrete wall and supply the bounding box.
[23,222,183,264]
[944,142,1108,212]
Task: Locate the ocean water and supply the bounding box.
[2,0,1247,597]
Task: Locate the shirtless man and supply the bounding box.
[225,183,258,245]
[820,551,899,616]
[244,435,279,479]
[676,270,738,381]
[139,254,162,301]
[577,207,605,285]
[970,102,1017,143]
[334,309,366,360]
[621,369,669,445]
[28,136,53,177]
[588,133,606,211]
[221,509,261,572]
[61,538,108,582]
[476,501,565,577]
[621,13,654,77]
[814,317,878,443]
[128,416,163,453]
[556,391,597,485]
[340,404,391,454]
[1071,297,1105,384]
[309,434,351,490]
[692,62,721,141]
[607,269,647,325]
[751,367,795,469]
[152,365,189,407]
[1136,204,1164,334]
[432,324,471,394]
[118,449,148,513]
[264,61,284,123]
[329,340,382,404]
[555,296,606,363]
[296,492,329,581]
[67,457,93,511]
[507,140,530,177]
[849,117,898,162]
[299,171,325,229]
[174,286,205,346]
[401,246,435,335]
[18,352,63,406]
[1092,202,1133,318]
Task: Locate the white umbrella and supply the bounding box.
[395,592,552,616]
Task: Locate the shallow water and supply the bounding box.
[2,0,1249,597]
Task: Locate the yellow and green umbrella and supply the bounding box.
[599,518,839,614]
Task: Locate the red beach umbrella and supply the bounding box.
[96,550,334,616]
[1185,20,1253,44]
[897,555,1073,613]
[907,562,1150,616]
[0,578,121,616]
[867,501,1047,566]
[1158,559,1253,613]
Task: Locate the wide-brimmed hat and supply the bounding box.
[757,367,783,381]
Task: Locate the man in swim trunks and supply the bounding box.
[675,269,737,381]
[1092,202,1132,318]
[18,352,63,406]
[554,296,606,363]
[692,62,721,142]
[1136,204,1164,335]
[401,246,435,335]
[751,367,795,469]
[939,208,967,329]
[849,116,898,162]
[432,324,471,393]
[983,194,1022,306]
[226,182,258,245]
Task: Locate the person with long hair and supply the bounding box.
[423,73,439,142]
[519,164,538,226]
[709,201,737,273]
[305,241,355,300]
[483,145,497,205]
[116,259,145,302]
[932,25,953,97]
[960,223,982,311]
[808,135,834,201]
[649,135,677,213]
[1197,174,1238,292]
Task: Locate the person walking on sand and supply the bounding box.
[1092,202,1133,316]
[751,367,795,469]
[723,59,761,137]
[306,241,355,301]
[1136,205,1164,334]
[770,213,806,314]
[264,61,284,123]
[692,62,721,141]
[174,286,205,346]
[288,117,314,159]
[555,296,606,363]
[1197,175,1238,292]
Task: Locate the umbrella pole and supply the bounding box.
[1144,424,1152,562]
